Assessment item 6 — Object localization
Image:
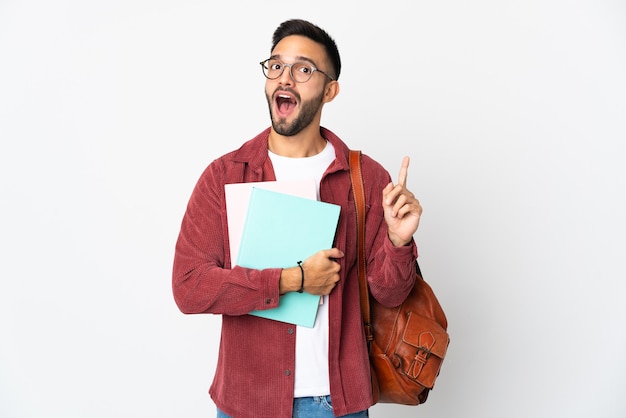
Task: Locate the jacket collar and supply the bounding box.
[230,126,352,174]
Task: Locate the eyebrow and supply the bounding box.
[269,54,319,67]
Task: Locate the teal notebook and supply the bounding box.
[236,187,341,327]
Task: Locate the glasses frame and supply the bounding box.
[259,58,335,83]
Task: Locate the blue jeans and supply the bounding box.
[217,395,369,417]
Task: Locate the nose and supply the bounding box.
[278,63,295,85]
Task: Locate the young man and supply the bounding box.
[172,19,422,418]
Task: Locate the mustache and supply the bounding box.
[273,87,300,101]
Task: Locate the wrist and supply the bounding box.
[388,233,412,247]
[279,266,302,294]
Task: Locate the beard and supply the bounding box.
[266,89,324,137]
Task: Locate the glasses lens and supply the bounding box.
[263,59,282,79]
[291,62,314,83]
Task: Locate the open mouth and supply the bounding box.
[275,93,297,116]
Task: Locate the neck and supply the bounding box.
[268,126,326,158]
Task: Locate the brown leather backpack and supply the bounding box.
[349,150,450,405]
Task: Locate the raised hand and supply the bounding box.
[382,156,422,247]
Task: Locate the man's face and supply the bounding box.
[264,35,333,137]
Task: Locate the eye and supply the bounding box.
[293,63,313,74]
[268,61,282,71]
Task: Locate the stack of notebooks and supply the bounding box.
[225,181,341,327]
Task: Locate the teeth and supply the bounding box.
[278,94,291,99]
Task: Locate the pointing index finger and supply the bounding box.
[397,156,410,187]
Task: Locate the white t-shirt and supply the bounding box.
[268,141,336,397]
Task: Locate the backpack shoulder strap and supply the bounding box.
[348,150,373,345]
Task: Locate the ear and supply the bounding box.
[323,80,340,104]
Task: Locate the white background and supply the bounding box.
[1,1,625,417]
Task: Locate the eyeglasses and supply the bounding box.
[259,58,335,83]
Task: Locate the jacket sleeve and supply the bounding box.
[361,155,417,308]
[172,162,282,315]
